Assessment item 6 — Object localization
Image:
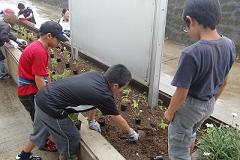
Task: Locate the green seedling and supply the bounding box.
[122,89,131,98]
[52,69,71,81]
[159,119,168,130]
[51,58,58,70]
[138,92,147,102]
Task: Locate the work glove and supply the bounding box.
[16,38,27,45]
[89,120,101,133]
[8,40,19,48]
[128,128,139,142]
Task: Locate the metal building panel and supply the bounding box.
[70,0,155,84]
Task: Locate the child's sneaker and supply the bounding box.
[16,153,42,160]
[0,73,10,80]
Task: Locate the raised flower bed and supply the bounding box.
[8,21,239,160]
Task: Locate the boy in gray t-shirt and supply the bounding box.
[164,0,236,159]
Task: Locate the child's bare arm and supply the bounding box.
[88,109,97,121]
[164,87,188,122]
[110,115,131,133]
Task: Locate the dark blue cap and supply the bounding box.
[39,21,68,42]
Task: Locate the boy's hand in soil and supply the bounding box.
[128,128,139,142]
[89,120,101,133]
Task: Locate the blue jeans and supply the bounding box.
[0,60,6,77]
[168,96,215,160]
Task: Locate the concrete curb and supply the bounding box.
[79,114,125,160]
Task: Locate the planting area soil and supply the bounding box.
[100,101,169,160]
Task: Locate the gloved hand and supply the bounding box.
[89,120,101,133]
[128,128,139,142]
[16,38,27,45]
[8,40,19,48]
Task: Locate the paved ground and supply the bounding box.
[0,79,58,160]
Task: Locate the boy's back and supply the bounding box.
[36,72,119,119]
[172,36,236,101]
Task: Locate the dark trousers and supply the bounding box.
[18,94,35,121]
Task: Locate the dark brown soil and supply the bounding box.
[100,103,169,160]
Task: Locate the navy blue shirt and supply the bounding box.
[171,36,236,101]
[36,72,119,119]
[18,7,36,24]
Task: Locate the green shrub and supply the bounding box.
[197,116,240,160]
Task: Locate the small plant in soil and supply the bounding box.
[138,92,147,103]
[26,32,37,42]
[72,60,80,74]
[51,71,56,75]
[55,48,63,62]
[57,58,62,62]
[65,63,70,69]
[95,109,106,126]
[62,47,71,68]
[121,89,131,98]
[73,70,78,75]
[159,119,168,129]
[52,69,71,81]
[131,99,143,125]
[119,88,132,112]
[49,49,55,58]
[51,58,58,71]
[120,98,131,111]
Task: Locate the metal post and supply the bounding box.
[148,0,168,107]
[69,0,78,60]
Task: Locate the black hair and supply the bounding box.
[17,3,25,10]
[182,0,221,30]
[104,64,132,88]
[62,8,68,15]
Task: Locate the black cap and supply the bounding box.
[39,21,68,42]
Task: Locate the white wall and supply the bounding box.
[70,0,156,84]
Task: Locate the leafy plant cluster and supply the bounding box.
[62,47,71,63]
[12,25,37,42]
[197,115,240,160]
[52,69,71,81]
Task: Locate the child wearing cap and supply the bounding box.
[164,0,236,159]
[16,21,68,157]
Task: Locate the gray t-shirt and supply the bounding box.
[171,36,236,101]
